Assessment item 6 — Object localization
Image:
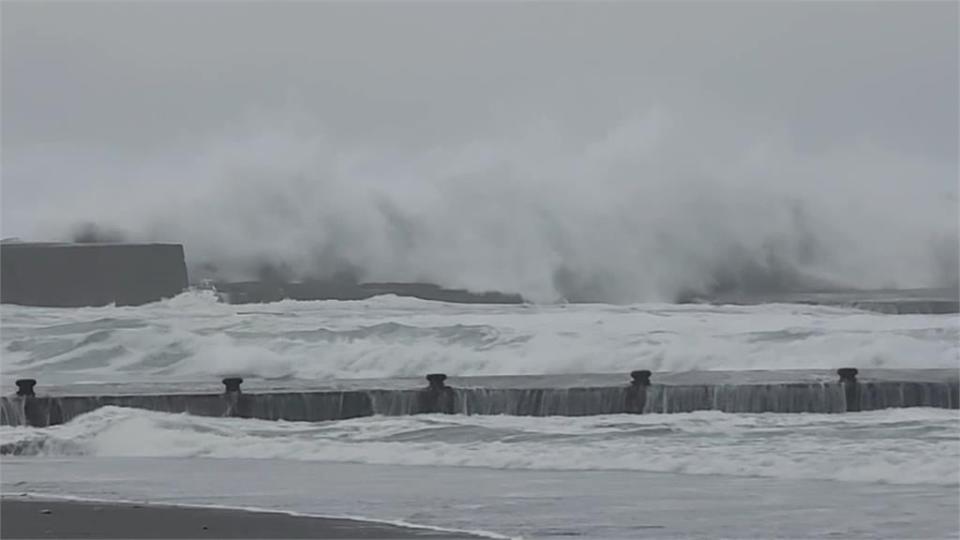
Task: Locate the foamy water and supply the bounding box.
[2,291,957,385]
[2,293,959,537]
[3,406,957,486]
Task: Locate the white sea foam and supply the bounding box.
[1,291,956,383]
[3,406,957,486]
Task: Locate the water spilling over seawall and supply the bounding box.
[3,369,956,429]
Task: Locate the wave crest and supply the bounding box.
[3,406,956,486]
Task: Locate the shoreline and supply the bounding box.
[1,496,485,539]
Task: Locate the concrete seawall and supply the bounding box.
[3,369,956,429]
[212,280,525,304]
[699,287,960,314]
[1,242,188,307]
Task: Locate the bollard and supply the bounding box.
[221,377,251,418]
[222,377,244,393]
[625,370,651,413]
[15,379,37,397]
[630,370,652,386]
[426,373,447,390]
[11,379,61,427]
[837,368,860,412]
[419,373,455,414]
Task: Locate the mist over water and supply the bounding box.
[24,111,959,303]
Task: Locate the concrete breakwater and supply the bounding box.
[0,242,189,307]
[3,242,956,310]
[211,280,524,304]
[691,287,960,315]
[0,241,524,306]
[2,369,956,429]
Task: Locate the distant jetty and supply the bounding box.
[2,241,954,310]
[695,287,960,315]
[212,280,524,304]
[0,242,189,307]
[0,241,524,307]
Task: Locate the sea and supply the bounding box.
[1,290,958,538]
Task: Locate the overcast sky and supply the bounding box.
[4,1,957,151]
[1,1,957,298]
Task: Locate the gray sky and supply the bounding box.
[1,1,957,299]
[4,2,956,154]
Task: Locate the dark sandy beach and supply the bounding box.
[1,498,478,539]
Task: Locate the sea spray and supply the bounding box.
[18,114,958,303]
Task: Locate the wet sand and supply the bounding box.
[1,498,476,539]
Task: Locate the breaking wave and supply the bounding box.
[20,113,959,303]
[3,406,957,486]
[2,291,957,383]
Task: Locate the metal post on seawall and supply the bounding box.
[16,379,36,397]
[418,373,455,414]
[222,377,252,418]
[625,370,651,413]
[222,377,243,394]
[12,378,62,427]
[838,368,861,412]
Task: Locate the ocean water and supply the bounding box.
[3,406,958,485]
[2,292,959,537]
[2,291,957,385]
[3,457,958,539]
